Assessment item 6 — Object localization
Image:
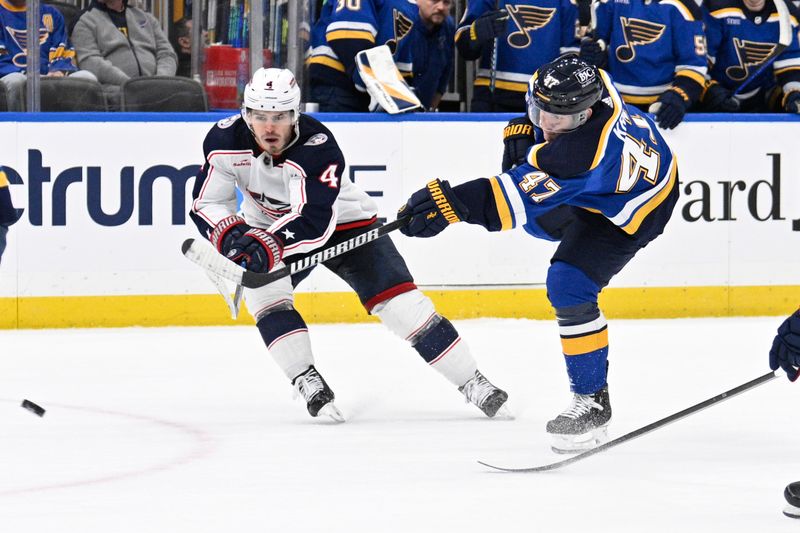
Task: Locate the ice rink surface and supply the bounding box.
[1,316,798,533]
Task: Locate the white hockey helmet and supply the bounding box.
[241,68,302,125]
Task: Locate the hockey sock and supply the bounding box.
[256,309,314,381]
[413,316,478,387]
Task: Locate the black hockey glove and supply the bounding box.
[398,179,469,238]
[702,82,740,112]
[784,91,800,113]
[654,88,691,130]
[502,116,536,172]
[579,37,607,68]
[227,228,284,274]
[210,215,252,256]
[470,10,508,43]
[769,310,800,382]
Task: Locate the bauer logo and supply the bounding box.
[2,149,201,226]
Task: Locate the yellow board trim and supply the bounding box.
[561,328,609,356]
[2,285,800,329]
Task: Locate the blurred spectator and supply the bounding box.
[455,0,579,112]
[0,0,97,111]
[307,0,417,112]
[0,168,19,265]
[407,0,455,110]
[579,0,707,129]
[702,0,800,113]
[173,17,191,78]
[71,0,177,109]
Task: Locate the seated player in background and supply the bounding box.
[578,0,708,129]
[189,67,509,422]
[702,0,800,113]
[398,55,680,452]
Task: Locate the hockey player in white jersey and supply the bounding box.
[189,68,509,422]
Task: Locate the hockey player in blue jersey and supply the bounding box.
[307,0,417,111]
[190,67,509,422]
[455,0,580,111]
[702,0,800,113]
[0,168,19,265]
[398,55,679,452]
[578,0,708,129]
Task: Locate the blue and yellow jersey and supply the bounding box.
[0,168,19,226]
[308,0,417,91]
[455,0,580,107]
[0,0,77,76]
[488,70,677,238]
[593,0,707,105]
[704,0,800,99]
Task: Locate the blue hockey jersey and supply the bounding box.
[704,0,800,101]
[593,0,707,105]
[0,0,78,76]
[487,69,677,238]
[455,0,580,108]
[307,0,417,92]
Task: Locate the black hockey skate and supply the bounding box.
[459,370,511,418]
[784,481,800,518]
[546,386,611,454]
[292,366,344,422]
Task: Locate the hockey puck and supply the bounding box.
[21,399,46,417]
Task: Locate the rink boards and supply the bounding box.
[0,112,798,328]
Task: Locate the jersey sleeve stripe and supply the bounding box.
[496,173,529,227]
[306,55,346,72]
[591,71,624,171]
[617,158,678,234]
[326,29,376,42]
[675,68,707,85]
[489,176,514,230]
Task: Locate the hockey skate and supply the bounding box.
[292,366,344,423]
[459,370,511,418]
[546,386,611,454]
[784,481,800,519]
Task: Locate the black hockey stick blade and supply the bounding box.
[479,370,779,473]
[183,216,410,289]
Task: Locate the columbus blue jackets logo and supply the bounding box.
[726,38,778,81]
[615,17,666,62]
[506,5,556,48]
[304,133,328,146]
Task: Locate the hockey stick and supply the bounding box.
[479,370,780,473]
[182,215,410,289]
[732,0,792,97]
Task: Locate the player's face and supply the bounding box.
[418,0,452,26]
[248,110,295,155]
[529,106,592,142]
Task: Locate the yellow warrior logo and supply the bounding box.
[615,17,665,62]
[506,5,556,48]
[726,38,778,81]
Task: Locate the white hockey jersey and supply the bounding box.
[190,113,378,258]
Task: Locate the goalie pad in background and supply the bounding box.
[356,45,423,114]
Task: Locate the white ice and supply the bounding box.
[1,317,798,532]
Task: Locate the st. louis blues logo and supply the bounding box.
[506,5,556,48]
[386,9,414,52]
[615,17,665,62]
[726,38,777,81]
[6,26,50,68]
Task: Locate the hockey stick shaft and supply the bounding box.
[479,370,780,472]
[733,0,791,97]
[182,216,410,289]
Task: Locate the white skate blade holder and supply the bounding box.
[551,425,609,454]
[318,402,345,423]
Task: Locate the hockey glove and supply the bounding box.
[655,88,691,130]
[470,10,508,43]
[579,37,607,68]
[398,179,469,238]
[502,116,536,172]
[210,215,252,256]
[227,228,284,274]
[703,82,740,112]
[769,310,800,382]
[783,91,800,113]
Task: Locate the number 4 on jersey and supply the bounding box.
[319,164,339,188]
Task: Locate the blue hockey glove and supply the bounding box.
[579,37,607,68]
[703,82,740,112]
[784,91,800,113]
[769,309,800,382]
[655,88,691,130]
[210,215,252,256]
[470,10,508,43]
[227,228,284,274]
[398,179,469,238]
[502,116,536,172]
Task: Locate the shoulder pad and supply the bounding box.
[203,115,253,155]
